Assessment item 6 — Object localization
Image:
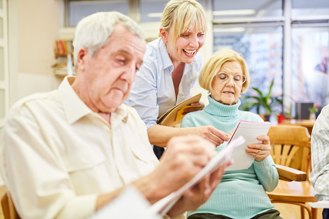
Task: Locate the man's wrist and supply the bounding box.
[132,173,164,204]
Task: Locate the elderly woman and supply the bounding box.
[125,0,228,158]
[181,49,281,219]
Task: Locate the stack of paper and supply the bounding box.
[226,120,271,171]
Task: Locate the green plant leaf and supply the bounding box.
[252,87,264,97]
[265,79,274,102]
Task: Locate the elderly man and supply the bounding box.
[0,12,228,219]
[310,104,329,219]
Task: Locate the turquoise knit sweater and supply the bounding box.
[181,96,279,219]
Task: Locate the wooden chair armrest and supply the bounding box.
[275,164,307,181]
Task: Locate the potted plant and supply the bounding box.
[240,79,282,121]
[308,104,318,121]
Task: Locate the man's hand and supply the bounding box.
[167,159,232,217]
[182,102,205,115]
[151,136,216,199]
[192,125,229,146]
[245,135,271,162]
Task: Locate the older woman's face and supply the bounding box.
[211,61,245,105]
[161,25,205,64]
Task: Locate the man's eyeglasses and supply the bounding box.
[215,73,246,85]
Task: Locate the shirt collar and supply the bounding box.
[58,77,92,124]
[159,39,173,70]
[58,76,129,125]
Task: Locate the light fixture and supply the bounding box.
[213,10,255,16]
[213,27,246,33]
[147,13,163,17]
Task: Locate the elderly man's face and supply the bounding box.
[83,25,146,113]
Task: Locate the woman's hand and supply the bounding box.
[245,135,271,162]
[192,125,229,146]
[182,101,205,115]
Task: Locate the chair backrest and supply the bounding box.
[1,192,20,219]
[268,125,311,173]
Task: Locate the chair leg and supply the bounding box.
[301,206,305,219]
[311,207,317,219]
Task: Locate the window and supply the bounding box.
[212,0,329,115]
[291,27,329,107]
[67,0,129,27]
[292,0,329,17]
[213,26,283,114]
[140,0,167,23]
[213,0,282,19]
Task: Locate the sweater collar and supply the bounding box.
[204,95,241,117]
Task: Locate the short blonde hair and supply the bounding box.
[159,0,207,45]
[199,49,250,94]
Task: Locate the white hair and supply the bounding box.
[73,11,145,66]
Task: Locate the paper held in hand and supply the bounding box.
[226,120,271,171]
[147,136,246,216]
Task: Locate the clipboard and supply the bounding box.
[157,93,202,127]
[226,120,271,171]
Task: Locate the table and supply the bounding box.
[281,119,315,135]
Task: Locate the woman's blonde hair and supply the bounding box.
[199,49,250,94]
[159,0,207,45]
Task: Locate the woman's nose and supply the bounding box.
[189,36,199,48]
[226,76,235,86]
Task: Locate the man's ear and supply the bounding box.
[159,27,168,44]
[76,48,88,71]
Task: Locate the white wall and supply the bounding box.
[9,0,63,104]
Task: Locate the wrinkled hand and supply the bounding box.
[193,125,229,146]
[167,159,232,217]
[227,128,234,139]
[151,136,216,200]
[245,135,271,161]
[182,102,205,115]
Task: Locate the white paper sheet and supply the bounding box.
[89,186,161,219]
[226,121,271,171]
[147,136,246,216]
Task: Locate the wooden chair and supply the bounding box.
[1,192,20,219]
[267,125,317,219]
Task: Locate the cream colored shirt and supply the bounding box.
[0,77,159,219]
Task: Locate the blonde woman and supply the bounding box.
[181,49,281,219]
[126,0,228,158]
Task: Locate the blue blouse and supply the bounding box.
[125,37,202,129]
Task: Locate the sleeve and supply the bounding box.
[253,156,279,192]
[310,106,329,201]
[0,106,98,219]
[127,60,159,130]
[251,112,279,192]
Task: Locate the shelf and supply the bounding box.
[54,67,76,77]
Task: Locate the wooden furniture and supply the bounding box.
[281,119,315,135]
[267,125,317,219]
[1,192,20,219]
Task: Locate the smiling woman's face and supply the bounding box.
[160,25,205,65]
[211,61,244,105]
